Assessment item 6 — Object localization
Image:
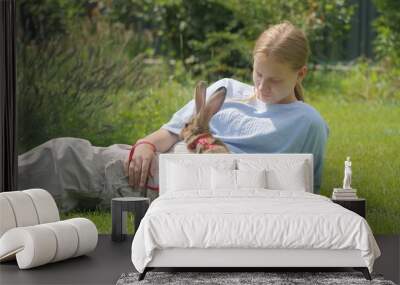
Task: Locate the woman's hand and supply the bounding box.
[124,144,155,189]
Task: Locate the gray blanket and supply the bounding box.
[18,137,187,212]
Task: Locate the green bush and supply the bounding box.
[17,0,87,44]
[304,59,400,103]
[17,20,149,153]
[109,0,357,81]
[372,0,400,66]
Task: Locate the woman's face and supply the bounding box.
[252,53,306,104]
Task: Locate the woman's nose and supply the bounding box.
[258,80,271,92]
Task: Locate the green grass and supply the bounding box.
[64,97,400,235]
[313,98,400,234]
[60,210,135,235]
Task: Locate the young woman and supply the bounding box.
[125,20,330,197]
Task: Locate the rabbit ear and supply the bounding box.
[201,86,227,122]
[195,81,207,114]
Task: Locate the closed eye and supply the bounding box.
[271,79,282,83]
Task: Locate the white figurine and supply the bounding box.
[342,156,352,189]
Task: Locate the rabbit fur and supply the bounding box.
[179,81,230,154]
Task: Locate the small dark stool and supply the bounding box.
[111,197,150,242]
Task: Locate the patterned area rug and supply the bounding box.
[116,271,396,285]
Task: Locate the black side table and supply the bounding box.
[111,197,150,242]
[331,198,366,218]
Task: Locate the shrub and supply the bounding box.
[17,20,149,153]
[372,0,400,66]
[109,0,357,81]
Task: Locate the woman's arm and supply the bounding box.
[126,78,227,188]
[124,128,180,188]
[137,128,180,153]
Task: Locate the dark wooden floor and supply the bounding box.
[0,235,399,285]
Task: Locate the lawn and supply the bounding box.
[61,97,400,235]
[61,210,134,235]
[316,98,400,234]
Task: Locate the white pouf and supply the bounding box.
[0,189,98,269]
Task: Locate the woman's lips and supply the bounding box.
[256,89,272,98]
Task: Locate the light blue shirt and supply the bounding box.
[161,78,330,193]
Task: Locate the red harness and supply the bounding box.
[187,133,217,151]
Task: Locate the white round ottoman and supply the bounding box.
[0,189,98,269]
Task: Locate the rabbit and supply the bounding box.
[179,81,231,153]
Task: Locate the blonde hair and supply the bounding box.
[234,20,310,104]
